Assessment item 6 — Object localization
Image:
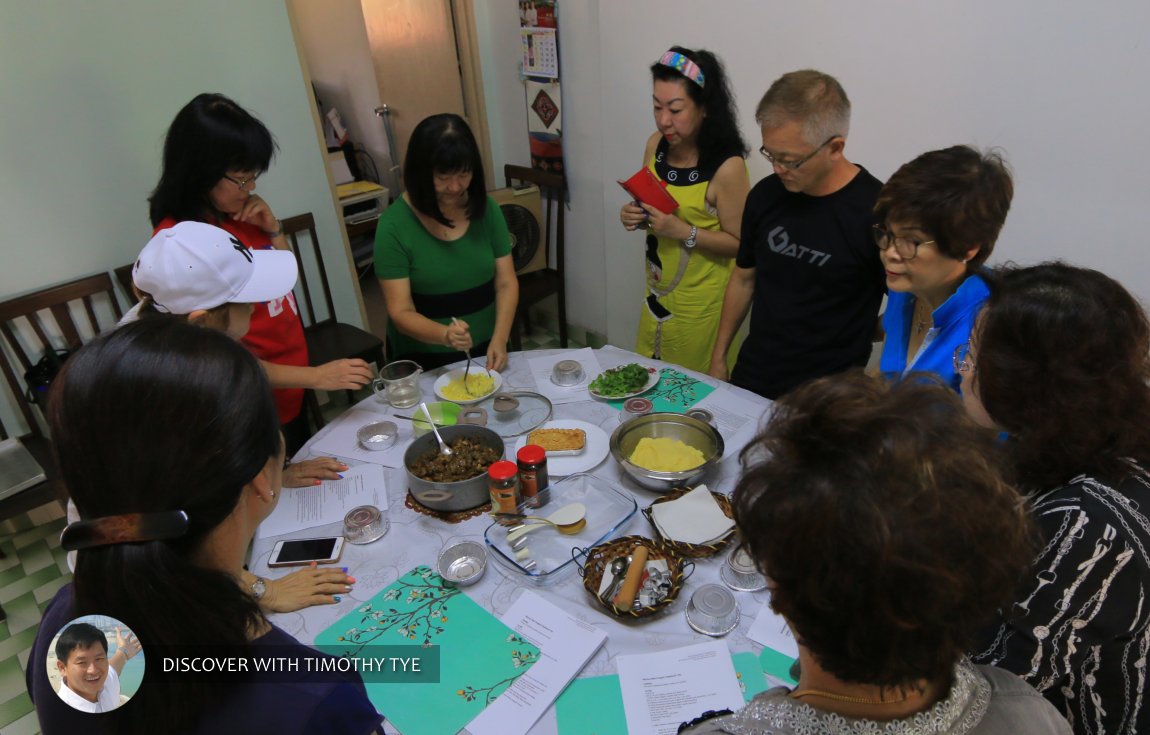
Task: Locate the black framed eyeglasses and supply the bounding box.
[223,172,260,191]
[759,135,839,171]
[872,225,936,261]
[953,342,974,373]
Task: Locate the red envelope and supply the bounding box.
[618,168,680,214]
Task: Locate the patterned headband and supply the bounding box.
[658,50,705,89]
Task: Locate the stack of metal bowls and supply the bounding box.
[608,412,724,492]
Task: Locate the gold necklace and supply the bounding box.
[789,687,910,705]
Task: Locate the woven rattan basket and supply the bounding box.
[576,535,692,619]
[642,487,736,558]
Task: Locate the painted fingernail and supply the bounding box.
[341,567,348,573]
[347,576,356,583]
[334,596,342,602]
[313,480,322,486]
[345,585,353,592]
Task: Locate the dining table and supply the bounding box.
[250,345,780,735]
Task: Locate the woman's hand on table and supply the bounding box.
[312,358,374,391]
[708,358,730,382]
[261,563,356,613]
[641,203,691,241]
[284,457,348,487]
[620,201,648,231]
[233,193,281,235]
[445,319,474,351]
[486,342,508,372]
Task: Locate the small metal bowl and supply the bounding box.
[551,359,585,387]
[357,421,398,451]
[685,583,740,637]
[720,546,768,592]
[343,505,389,545]
[437,541,487,586]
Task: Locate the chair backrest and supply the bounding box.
[0,273,123,439]
[281,212,337,329]
[113,262,137,304]
[504,165,566,275]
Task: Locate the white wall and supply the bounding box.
[475,1,531,178]
[557,0,1150,347]
[290,0,394,191]
[0,1,363,433]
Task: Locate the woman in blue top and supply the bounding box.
[875,145,1012,391]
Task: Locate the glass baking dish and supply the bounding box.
[485,472,638,586]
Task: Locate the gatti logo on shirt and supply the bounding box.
[767,226,831,266]
[267,291,299,318]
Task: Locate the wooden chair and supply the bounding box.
[504,165,568,350]
[0,273,122,522]
[281,213,385,416]
[113,262,137,304]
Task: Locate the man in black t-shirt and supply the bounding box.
[709,70,885,400]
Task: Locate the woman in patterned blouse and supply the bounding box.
[962,262,1150,735]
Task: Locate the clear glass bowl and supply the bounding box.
[485,473,637,586]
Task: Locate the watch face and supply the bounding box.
[251,578,267,600]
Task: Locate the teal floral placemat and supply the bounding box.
[606,367,716,412]
[315,565,540,735]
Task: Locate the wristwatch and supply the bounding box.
[250,577,268,601]
[684,225,698,249]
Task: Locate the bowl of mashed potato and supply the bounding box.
[609,413,724,492]
[433,367,503,405]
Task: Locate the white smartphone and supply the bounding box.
[268,536,345,567]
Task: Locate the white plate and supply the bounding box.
[433,367,504,405]
[588,364,660,400]
[513,420,610,476]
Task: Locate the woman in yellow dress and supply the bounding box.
[620,46,749,373]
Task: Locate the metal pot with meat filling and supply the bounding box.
[404,425,506,512]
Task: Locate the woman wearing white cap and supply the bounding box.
[119,221,358,613]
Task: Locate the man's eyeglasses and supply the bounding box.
[872,225,936,261]
[759,135,839,171]
[953,342,974,373]
[223,172,260,191]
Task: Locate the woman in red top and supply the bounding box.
[148,93,372,452]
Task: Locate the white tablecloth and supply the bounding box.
[250,346,773,734]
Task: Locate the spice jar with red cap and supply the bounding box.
[516,444,550,508]
[488,460,521,517]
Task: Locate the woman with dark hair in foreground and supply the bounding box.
[682,373,1069,734]
[962,263,1150,735]
[26,320,381,734]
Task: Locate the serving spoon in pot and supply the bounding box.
[419,401,452,457]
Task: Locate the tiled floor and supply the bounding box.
[0,324,580,734]
[0,501,70,735]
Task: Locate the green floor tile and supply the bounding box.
[0,690,34,727]
[0,654,26,707]
[0,516,34,536]
[0,567,64,605]
[16,542,53,577]
[4,708,40,735]
[0,628,38,663]
[4,594,43,636]
[33,577,68,607]
[11,524,62,552]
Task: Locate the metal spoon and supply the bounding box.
[451,317,479,395]
[419,401,452,457]
[601,555,631,605]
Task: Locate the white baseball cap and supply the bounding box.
[133,221,298,315]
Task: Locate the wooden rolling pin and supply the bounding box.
[612,546,649,610]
